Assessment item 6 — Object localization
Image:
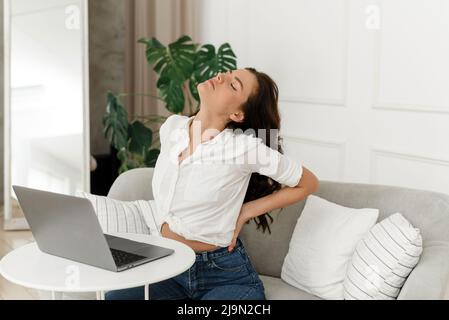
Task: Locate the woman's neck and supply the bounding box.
[191,111,227,142]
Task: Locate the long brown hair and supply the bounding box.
[189,67,285,234]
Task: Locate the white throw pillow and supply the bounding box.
[76,191,160,235]
[343,212,423,300]
[281,195,379,300]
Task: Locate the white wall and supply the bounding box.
[190,0,449,195]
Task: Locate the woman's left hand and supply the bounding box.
[228,204,252,252]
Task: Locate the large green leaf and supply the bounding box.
[128,121,152,155]
[102,92,129,151]
[116,147,128,162]
[117,147,129,174]
[157,76,185,113]
[193,43,237,83]
[138,35,195,84]
[144,148,160,167]
[188,72,201,102]
[138,35,195,112]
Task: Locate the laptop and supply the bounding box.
[12,185,174,272]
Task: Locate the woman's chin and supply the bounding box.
[197,84,211,99]
[197,82,208,91]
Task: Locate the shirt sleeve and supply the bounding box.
[244,136,303,187]
[159,114,181,149]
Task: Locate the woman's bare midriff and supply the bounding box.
[160,222,221,253]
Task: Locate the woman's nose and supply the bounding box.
[216,73,224,83]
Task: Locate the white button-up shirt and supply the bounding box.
[151,114,303,247]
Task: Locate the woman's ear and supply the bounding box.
[230,112,245,123]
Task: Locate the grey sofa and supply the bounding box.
[53,167,447,300]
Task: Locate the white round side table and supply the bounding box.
[0,233,196,300]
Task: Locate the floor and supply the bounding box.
[0,208,39,299]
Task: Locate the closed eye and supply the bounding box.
[226,70,238,92]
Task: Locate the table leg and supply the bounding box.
[96,291,105,300]
[145,284,149,300]
[51,291,63,300]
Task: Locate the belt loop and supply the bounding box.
[202,251,208,262]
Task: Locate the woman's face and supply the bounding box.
[197,69,258,123]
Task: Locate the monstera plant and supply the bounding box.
[102,35,237,174]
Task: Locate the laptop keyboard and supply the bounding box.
[110,248,147,267]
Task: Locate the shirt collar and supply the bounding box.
[181,115,233,146]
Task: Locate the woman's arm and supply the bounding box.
[227,166,319,252]
[242,166,319,221]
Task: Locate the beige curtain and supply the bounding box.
[123,0,156,119]
[123,0,195,123]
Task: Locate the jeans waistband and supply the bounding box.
[195,237,244,262]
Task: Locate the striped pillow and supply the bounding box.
[343,212,423,300]
[76,191,160,236]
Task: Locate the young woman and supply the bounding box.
[105,67,319,300]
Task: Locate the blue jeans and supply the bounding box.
[105,237,266,300]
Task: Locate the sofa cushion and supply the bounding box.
[240,180,449,282]
[259,275,322,300]
[281,195,379,300]
[343,212,423,300]
[76,191,159,235]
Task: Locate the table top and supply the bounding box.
[0,233,196,293]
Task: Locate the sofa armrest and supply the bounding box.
[107,168,154,201]
[397,242,449,300]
